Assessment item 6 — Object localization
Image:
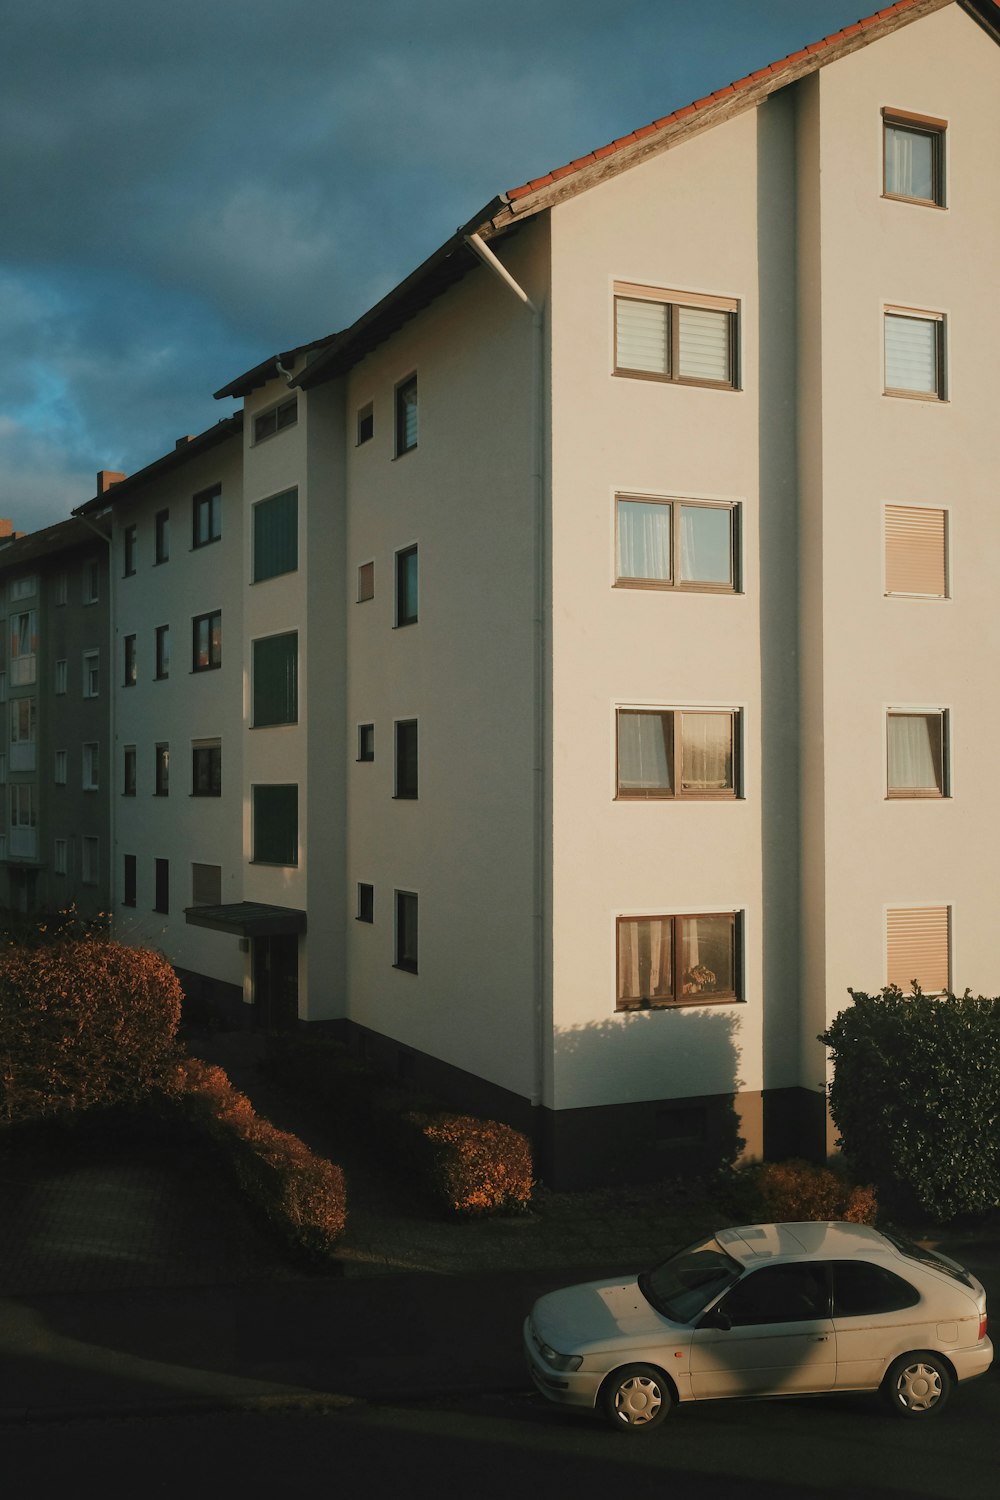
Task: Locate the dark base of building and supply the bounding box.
[330,1019,828,1190]
[174,968,247,1032]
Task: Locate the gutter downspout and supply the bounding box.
[465,234,547,1116]
[77,511,115,931]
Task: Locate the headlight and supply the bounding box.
[538,1340,583,1373]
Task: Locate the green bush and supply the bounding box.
[163,1057,347,1258]
[820,987,1000,1221]
[0,939,182,1125]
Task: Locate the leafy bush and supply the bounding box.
[407,1110,534,1217]
[164,1057,347,1258]
[0,939,182,1125]
[739,1159,877,1225]
[820,987,1000,1221]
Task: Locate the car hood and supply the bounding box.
[532,1277,670,1353]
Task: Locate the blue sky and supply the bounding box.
[2,0,872,530]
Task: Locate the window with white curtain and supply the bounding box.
[614,283,738,389]
[616,912,740,1011]
[884,308,945,398]
[887,710,947,797]
[616,708,739,799]
[615,495,738,591]
[883,110,945,206]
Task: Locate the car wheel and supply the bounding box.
[882,1353,952,1418]
[602,1364,672,1431]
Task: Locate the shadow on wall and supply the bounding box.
[544,1008,746,1190]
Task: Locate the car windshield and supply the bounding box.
[880,1226,974,1288]
[640,1235,742,1323]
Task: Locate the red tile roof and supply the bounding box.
[505,0,926,204]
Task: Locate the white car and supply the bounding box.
[524,1221,992,1430]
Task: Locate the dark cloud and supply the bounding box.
[1,0,864,528]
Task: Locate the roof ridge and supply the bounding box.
[506,0,927,204]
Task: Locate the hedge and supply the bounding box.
[0,939,182,1125]
[741,1159,878,1225]
[405,1110,534,1217]
[820,987,1000,1220]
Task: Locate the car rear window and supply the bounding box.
[831,1260,920,1316]
[879,1228,975,1288]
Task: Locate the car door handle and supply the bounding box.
[810,1336,829,1342]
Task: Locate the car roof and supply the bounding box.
[717,1222,890,1265]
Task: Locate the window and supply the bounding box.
[884,307,946,399]
[252,632,297,726]
[357,402,374,444]
[883,109,946,207]
[54,749,67,785]
[82,836,99,886]
[10,610,37,685]
[885,505,947,598]
[614,283,738,388]
[394,890,418,972]
[191,863,222,905]
[123,745,136,796]
[124,634,137,686]
[616,912,740,1011]
[56,571,68,606]
[123,524,136,576]
[719,1264,828,1327]
[192,738,221,796]
[83,649,99,698]
[9,783,36,859]
[252,784,298,865]
[0,752,6,783]
[253,488,298,582]
[123,854,137,907]
[394,719,418,799]
[82,742,99,791]
[154,857,169,914]
[155,625,170,680]
[831,1261,920,1317]
[193,485,222,547]
[10,697,37,771]
[155,509,170,564]
[616,495,738,591]
[357,561,375,602]
[358,723,375,762]
[11,575,36,602]
[395,374,418,455]
[395,545,418,626]
[193,610,222,671]
[253,396,297,443]
[154,743,169,797]
[886,905,950,994]
[83,561,99,603]
[54,659,67,695]
[887,711,947,798]
[357,882,374,923]
[54,839,69,878]
[617,709,739,799]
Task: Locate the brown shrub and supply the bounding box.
[0,939,182,1124]
[747,1158,878,1225]
[164,1056,347,1256]
[408,1110,534,1217]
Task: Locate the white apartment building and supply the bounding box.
[79,0,1000,1184]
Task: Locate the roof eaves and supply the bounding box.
[213,330,343,401]
[0,515,111,569]
[72,412,244,516]
[497,0,951,225]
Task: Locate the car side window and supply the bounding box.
[718,1264,828,1326]
[831,1261,920,1316]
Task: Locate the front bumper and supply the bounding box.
[523,1317,602,1411]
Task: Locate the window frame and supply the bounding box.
[82,836,100,887]
[123,634,137,687]
[154,856,169,914]
[252,395,298,445]
[54,838,69,878]
[123,744,136,796]
[252,487,298,583]
[192,485,222,548]
[615,706,741,801]
[884,504,948,599]
[122,524,137,577]
[358,723,375,762]
[613,282,740,390]
[882,107,946,209]
[394,718,418,800]
[357,882,374,923]
[615,910,742,1012]
[154,509,170,564]
[395,544,418,627]
[394,374,418,456]
[886,904,950,995]
[82,649,100,699]
[82,741,99,792]
[123,853,137,907]
[192,738,222,797]
[394,889,418,973]
[191,862,222,906]
[357,561,375,603]
[54,748,67,785]
[251,631,298,727]
[883,306,947,401]
[154,742,169,797]
[54,658,67,695]
[357,402,374,445]
[886,708,949,799]
[251,783,299,866]
[155,624,170,680]
[192,610,222,672]
[614,494,740,593]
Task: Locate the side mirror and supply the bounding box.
[699,1307,732,1331]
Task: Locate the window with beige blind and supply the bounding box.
[614,283,739,389]
[886,710,948,798]
[884,307,946,399]
[616,708,739,799]
[884,506,947,598]
[886,905,950,994]
[616,912,740,1011]
[357,561,374,602]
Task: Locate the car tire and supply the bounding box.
[881,1352,952,1418]
[602,1364,672,1431]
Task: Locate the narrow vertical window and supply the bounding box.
[155,625,170,679]
[253,488,298,582]
[123,854,137,907]
[395,545,418,626]
[192,739,222,796]
[154,743,169,796]
[192,611,222,670]
[123,745,136,796]
[193,485,222,546]
[154,857,169,914]
[82,649,100,698]
[124,635,137,686]
[394,720,418,799]
[252,632,298,726]
[395,374,418,455]
[123,524,137,576]
[394,891,418,972]
[357,561,375,602]
[155,509,170,564]
[357,883,374,922]
[357,402,374,444]
[252,784,298,865]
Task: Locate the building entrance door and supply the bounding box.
[252,933,299,1030]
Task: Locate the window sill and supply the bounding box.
[393,619,418,630]
[190,792,222,799]
[250,858,299,868]
[393,962,418,975]
[191,664,223,673]
[886,791,947,800]
[882,193,947,210]
[615,791,739,802]
[613,369,739,393]
[616,994,743,1012]
[191,537,222,550]
[883,389,948,403]
[392,793,418,801]
[393,446,417,460]
[614,578,739,594]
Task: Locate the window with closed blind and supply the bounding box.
[884,506,947,598]
[886,905,950,994]
[614,283,739,389]
[884,307,946,399]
